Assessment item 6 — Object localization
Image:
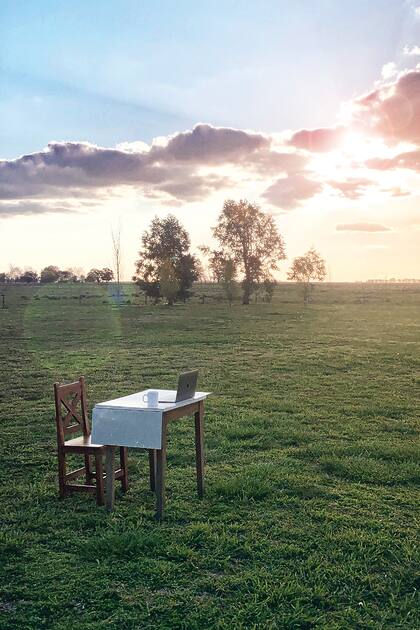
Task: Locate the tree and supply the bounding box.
[100,268,114,282]
[287,248,326,303]
[68,267,85,282]
[199,246,228,283]
[159,260,180,305]
[133,214,199,302]
[111,223,123,304]
[177,253,200,301]
[86,268,114,283]
[212,199,286,304]
[221,259,239,305]
[18,269,39,283]
[193,257,205,283]
[40,265,60,283]
[86,269,102,283]
[6,265,23,282]
[262,278,276,303]
[58,269,77,282]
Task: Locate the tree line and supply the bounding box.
[133,199,326,305]
[1,199,327,304]
[0,265,115,284]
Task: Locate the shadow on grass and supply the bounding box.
[320,455,420,486]
[211,463,334,502]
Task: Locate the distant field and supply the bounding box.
[0,282,419,629]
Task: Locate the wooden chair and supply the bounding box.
[54,377,128,506]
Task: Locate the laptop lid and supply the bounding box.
[176,370,199,402]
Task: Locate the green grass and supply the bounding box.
[0,281,419,629]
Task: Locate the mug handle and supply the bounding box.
[142,392,149,403]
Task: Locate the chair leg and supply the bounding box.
[58,450,67,498]
[84,454,92,484]
[95,453,105,506]
[119,447,129,492]
[148,449,156,492]
[105,447,115,512]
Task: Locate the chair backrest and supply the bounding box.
[54,377,90,446]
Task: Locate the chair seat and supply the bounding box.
[63,435,105,451]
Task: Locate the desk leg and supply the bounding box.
[194,401,205,498]
[155,426,167,521]
[148,449,157,492]
[105,446,115,512]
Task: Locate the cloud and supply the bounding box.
[403,45,420,56]
[288,69,420,153]
[288,126,346,152]
[336,222,392,232]
[352,69,420,144]
[2,66,420,219]
[116,140,150,153]
[365,149,420,171]
[381,62,398,79]
[155,172,233,202]
[0,124,307,212]
[242,148,308,175]
[149,123,269,163]
[0,200,94,218]
[263,174,323,209]
[328,177,373,199]
[386,187,411,197]
[0,141,156,200]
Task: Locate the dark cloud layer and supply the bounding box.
[0,124,304,214]
[150,124,269,162]
[0,199,96,217]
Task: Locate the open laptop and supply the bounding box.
[159,370,199,403]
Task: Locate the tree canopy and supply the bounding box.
[287,248,326,284]
[18,269,39,283]
[287,248,326,303]
[133,214,199,303]
[221,258,239,305]
[199,247,229,283]
[86,268,114,283]
[40,266,61,284]
[39,266,86,283]
[212,199,286,304]
[159,260,180,305]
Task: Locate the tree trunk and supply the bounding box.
[242,277,252,305]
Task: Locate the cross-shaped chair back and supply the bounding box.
[54,377,90,447]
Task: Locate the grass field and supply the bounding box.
[0,281,419,629]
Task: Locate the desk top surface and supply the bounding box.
[94,389,210,412]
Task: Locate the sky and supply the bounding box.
[1,0,419,281]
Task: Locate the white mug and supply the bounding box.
[142,390,159,407]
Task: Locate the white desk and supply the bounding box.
[91,390,210,519]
